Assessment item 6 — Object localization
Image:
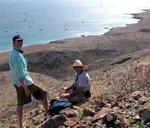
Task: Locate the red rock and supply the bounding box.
[59,108,76,118]
[92,107,113,123]
[64,118,78,127]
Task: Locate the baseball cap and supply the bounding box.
[12,35,23,41]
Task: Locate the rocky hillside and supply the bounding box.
[1,55,150,128]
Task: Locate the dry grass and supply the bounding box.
[98,62,150,100]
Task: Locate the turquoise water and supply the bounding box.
[0,0,150,52]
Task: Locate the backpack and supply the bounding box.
[48,98,73,116]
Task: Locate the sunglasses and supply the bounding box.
[73,66,81,69]
[17,40,23,42]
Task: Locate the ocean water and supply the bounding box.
[0,0,150,53]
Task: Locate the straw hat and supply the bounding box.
[72,59,88,69]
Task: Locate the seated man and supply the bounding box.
[60,59,91,104]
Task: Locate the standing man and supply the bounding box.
[9,35,48,128]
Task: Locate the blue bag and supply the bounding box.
[48,98,73,116]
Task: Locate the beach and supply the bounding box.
[0,10,150,127]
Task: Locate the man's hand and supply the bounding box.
[64,85,73,93]
[23,86,30,96]
[19,78,31,96]
[60,93,71,98]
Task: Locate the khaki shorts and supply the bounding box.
[14,84,47,106]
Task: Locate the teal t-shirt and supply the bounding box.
[9,48,34,87]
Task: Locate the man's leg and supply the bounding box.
[41,92,48,113]
[28,84,48,114]
[16,105,24,128]
[14,85,31,128]
[69,94,87,104]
